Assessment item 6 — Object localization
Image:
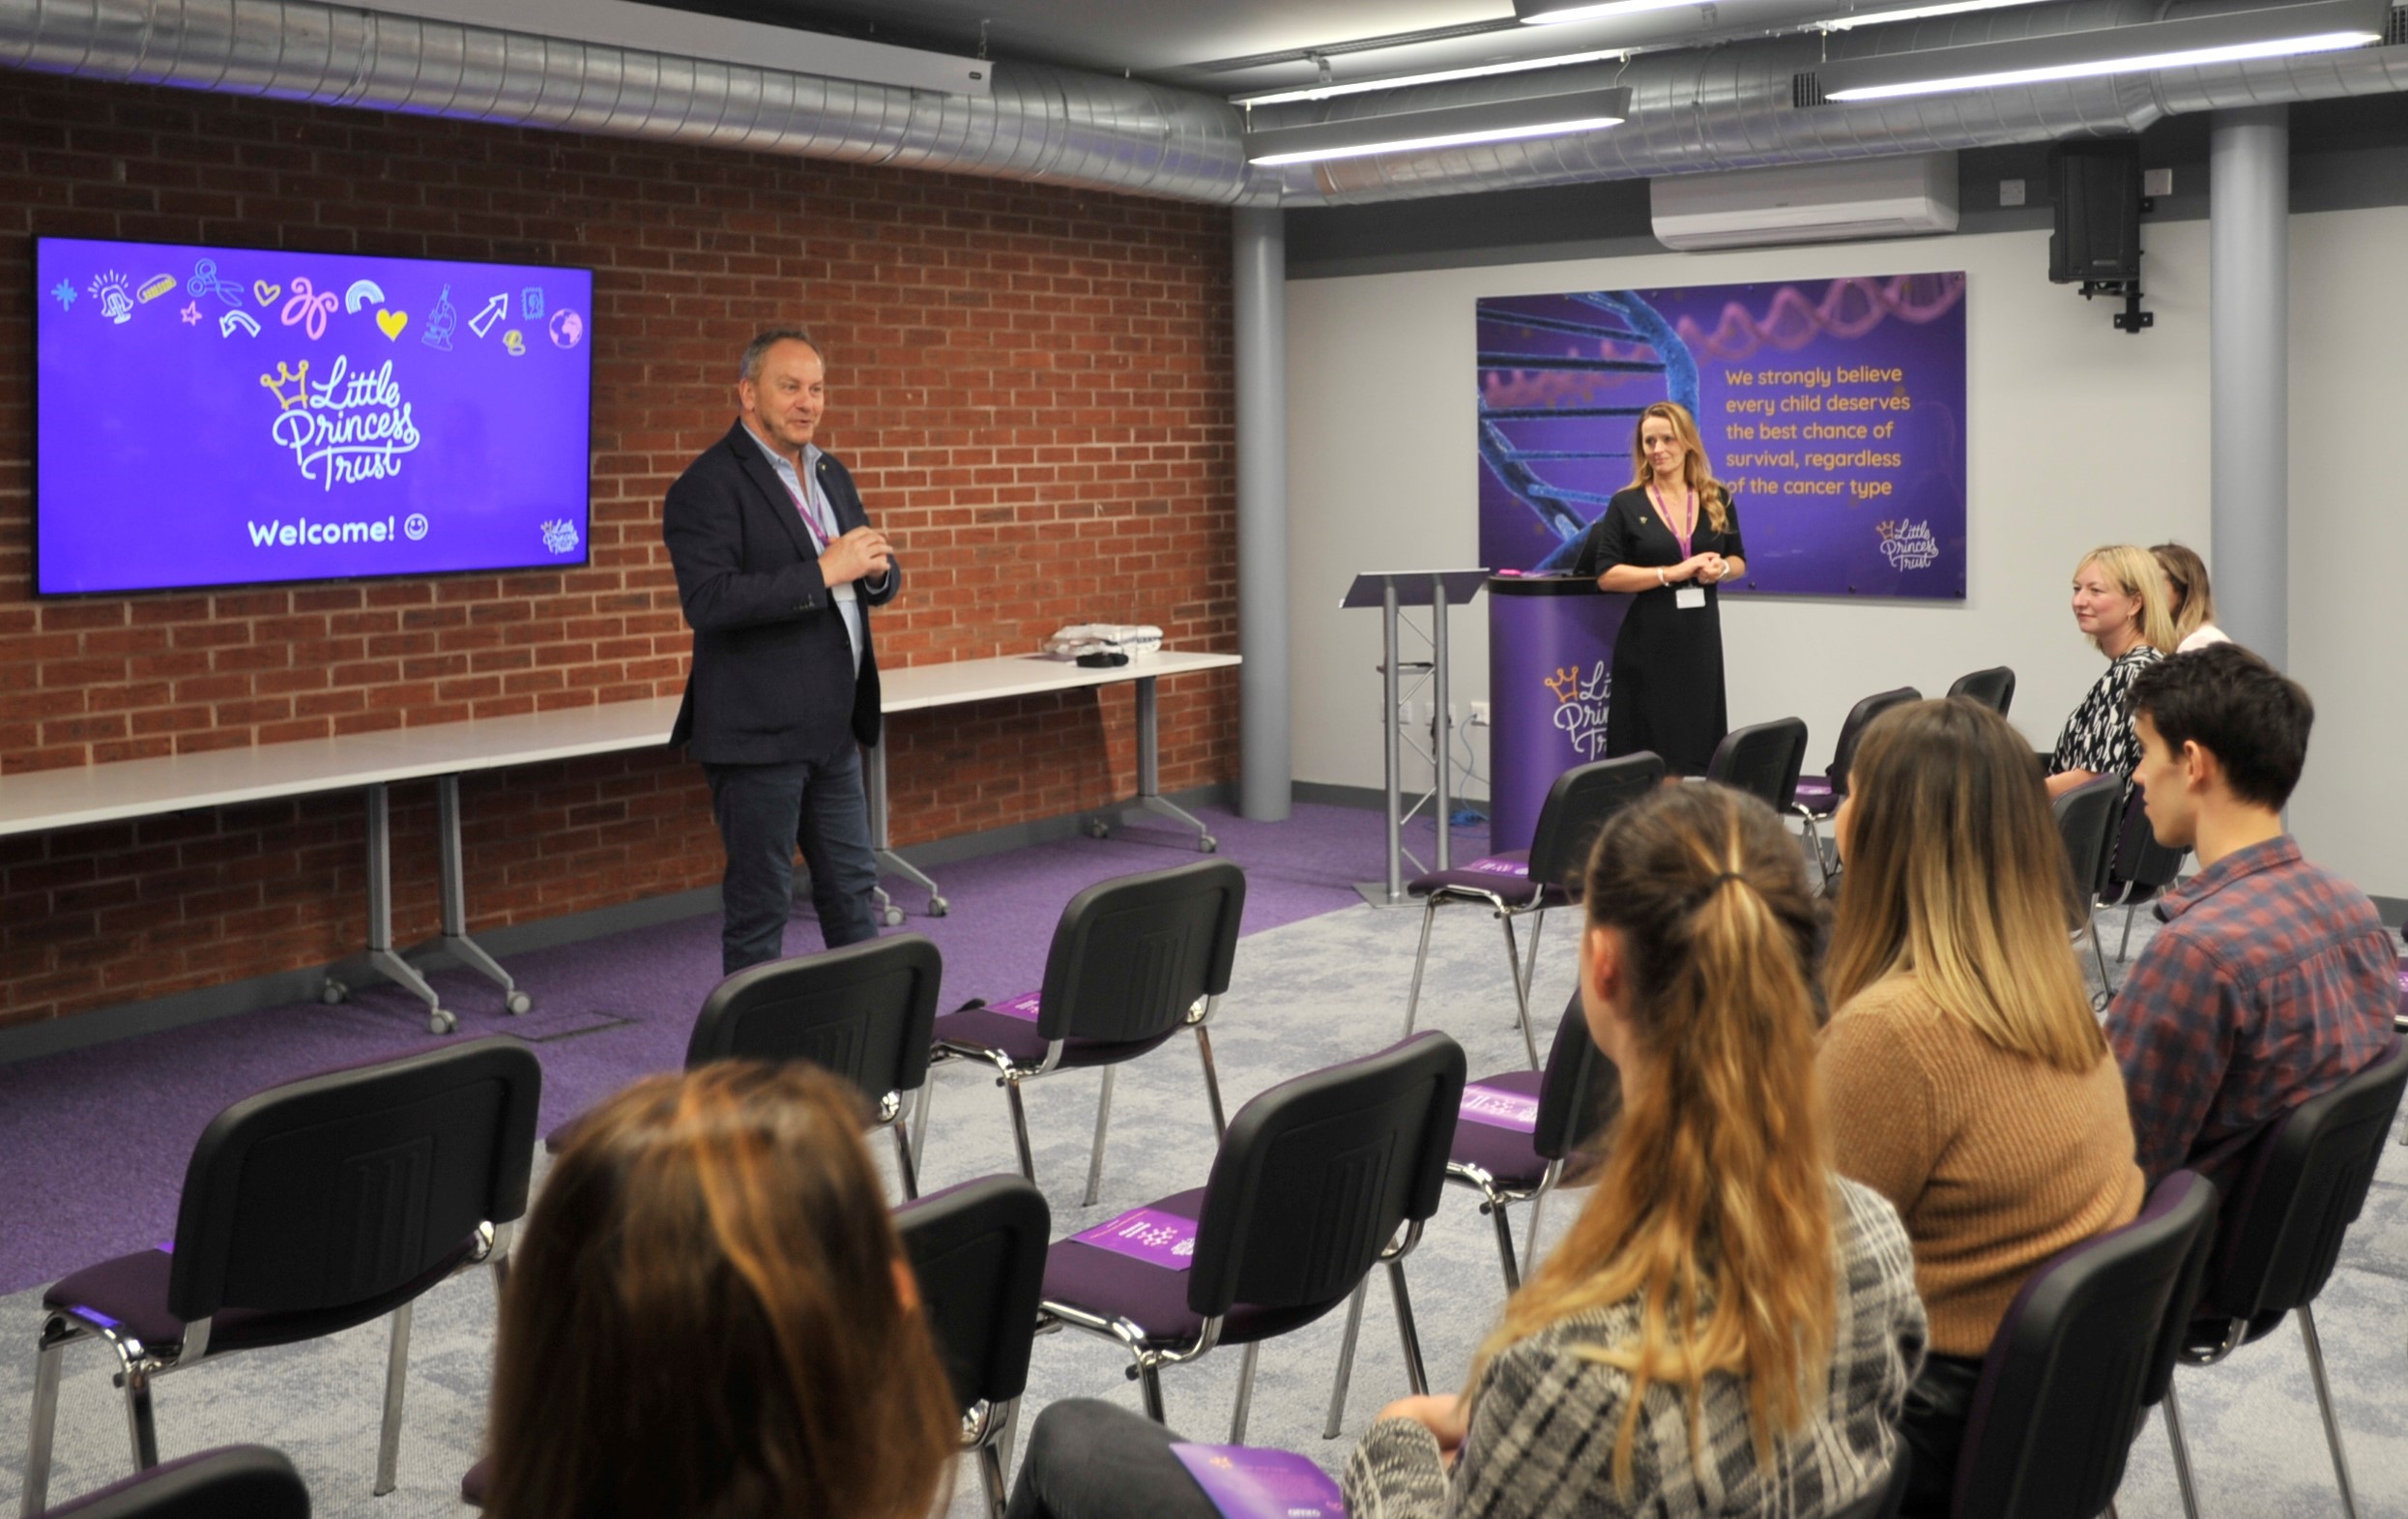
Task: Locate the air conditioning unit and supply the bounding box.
[1650,153,1958,251]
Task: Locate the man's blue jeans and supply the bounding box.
[705,745,880,976]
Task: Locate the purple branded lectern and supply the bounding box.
[1487,575,1631,855]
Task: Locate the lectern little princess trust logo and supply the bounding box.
[1546,660,1612,762]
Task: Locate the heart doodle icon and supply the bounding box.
[253,280,281,307]
[376,309,410,340]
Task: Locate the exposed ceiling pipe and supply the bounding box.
[0,0,2402,210]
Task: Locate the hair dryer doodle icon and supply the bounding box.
[421,284,457,351]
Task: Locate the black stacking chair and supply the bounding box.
[1946,666,2016,715]
[1948,1170,2219,1519]
[919,861,1246,1206]
[40,1446,308,1519]
[1791,686,1919,883]
[2049,774,2125,994]
[2099,788,2189,964]
[1402,753,1663,1069]
[21,1038,541,1515]
[1704,716,1810,813]
[897,1175,1054,1519]
[1037,1033,1464,1441]
[1445,991,1615,1290]
[2159,1042,2408,1519]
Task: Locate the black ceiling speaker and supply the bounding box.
[2048,138,2151,333]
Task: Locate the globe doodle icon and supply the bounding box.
[548,308,584,350]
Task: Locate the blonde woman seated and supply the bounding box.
[1821,699,2145,1516]
[1009,784,1926,1519]
[2045,543,2176,800]
[482,1064,960,1519]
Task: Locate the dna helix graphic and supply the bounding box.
[1674,273,1966,361]
[1476,290,1699,571]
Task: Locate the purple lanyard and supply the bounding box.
[775,467,834,552]
[1649,482,1697,561]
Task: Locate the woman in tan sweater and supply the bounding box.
[1819,698,2144,1517]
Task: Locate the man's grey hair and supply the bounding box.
[740,328,826,384]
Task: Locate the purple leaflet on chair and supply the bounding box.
[991,991,1043,1022]
[1170,1445,1345,1519]
[1071,1206,1200,1270]
[1461,857,1529,878]
[1460,1083,1541,1133]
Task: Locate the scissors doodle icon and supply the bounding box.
[187,258,243,307]
[279,278,338,340]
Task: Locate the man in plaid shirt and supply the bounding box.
[2106,644,2398,1185]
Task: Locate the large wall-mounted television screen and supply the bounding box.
[34,237,594,597]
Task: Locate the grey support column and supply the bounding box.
[2209,106,2289,667]
[1233,205,1292,819]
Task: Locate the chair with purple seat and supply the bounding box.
[36,1446,307,1519]
[1037,1032,1465,1442]
[1402,752,1663,1070]
[1703,716,1811,815]
[1943,1170,2219,1519]
[2156,1040,2408,1519]
[1946,666,2016,716]
[1791,686,1919,885]
[1445,990,1615,1291]
[917,860,1245,1206]
[20,1037,541,1516]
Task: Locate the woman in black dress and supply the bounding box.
[1576,400,1747,775]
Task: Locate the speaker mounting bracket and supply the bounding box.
[2077,278,2153,336]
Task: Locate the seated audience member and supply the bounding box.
[2109,644,2399,1185]
[482,1064,959,1519]
[1008,784,1926,1519]
[2151,541,2230,652]
[2045,544,2176,799]
[1819,699,2144,1516]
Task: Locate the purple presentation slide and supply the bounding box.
[35,237,593,596]
[1477,274,1967,599]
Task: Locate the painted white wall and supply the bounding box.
[1287,213,2408,900]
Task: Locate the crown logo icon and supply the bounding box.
[1544,665,1580,704]
[257,360,310,412]
[1874,519,1900,541]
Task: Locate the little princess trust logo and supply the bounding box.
[1876,518,1939,571]
[1547,660,1612,761]
[260,353,422,490]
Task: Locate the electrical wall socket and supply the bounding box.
[1469,700,1491,725]
[2143,166,2174,198]
[1999,178,2026,207]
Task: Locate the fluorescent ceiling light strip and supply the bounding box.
[1235,49,1628,105]
[1817,0,2053,32]
[1519,0,1698,24]
[1248,114,1626,165]
[1825,28,2376,98]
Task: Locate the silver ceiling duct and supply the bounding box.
[0,0,2403,208]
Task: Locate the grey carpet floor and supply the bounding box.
[3,895,2401,1519]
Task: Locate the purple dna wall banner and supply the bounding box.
[1477,274,1967,599]
[34,237,594,596]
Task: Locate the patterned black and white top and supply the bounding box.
[2049,646,2163,779]
[1340,1181,1926,1519]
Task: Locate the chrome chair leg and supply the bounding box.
[1487,1198,1521,1291]
[892,1120,921,1202]
[1322,1278,1371,1439]
[1521,910,1545,1009]
[912,1066,939,1172]
[2161,1382,2202,1519]
[1403,898,1439,1037]
[1083,1066,1117,1208]
[22,1315,73,1517]
[1500,914,1540,1070]
[1387,1260,1429,1395]
[1523,1188,1550,1280]
[975,1439,1009,1519]
[1137,1360,1168,1424]
[374,1300,414,1496]
[1004,1077,1037,1184]
[120,1357,159,1473]
[2298,1304,2362,1519]
[1195,1025,1228,1140]
[1230,1341,1262,1443]
[2119,900,2142,962]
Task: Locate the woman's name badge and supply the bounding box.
[1675,585,1707,610]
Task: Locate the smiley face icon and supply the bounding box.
[404,513,430,541]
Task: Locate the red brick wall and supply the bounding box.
[0,74,1236,1032]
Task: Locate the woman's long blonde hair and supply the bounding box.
[1627,400,1731,533]
[2076,543,2177,656]
[1825,700,2106,1073]
[2151,541,2216,645]
[1475,783,1832,1489]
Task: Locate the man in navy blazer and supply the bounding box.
[664,329,899,974]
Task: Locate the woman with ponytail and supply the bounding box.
[1820,699,2143,1516]
[1006,785,1922,1519]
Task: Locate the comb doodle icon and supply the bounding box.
[421,283,457,351]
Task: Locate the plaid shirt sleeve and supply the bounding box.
[2107,926,2242,1182]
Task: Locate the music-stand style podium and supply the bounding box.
[1342,570,1489,908]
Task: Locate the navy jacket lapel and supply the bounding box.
[723,421,817,564]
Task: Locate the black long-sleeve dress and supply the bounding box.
[1574,484,1744,776]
